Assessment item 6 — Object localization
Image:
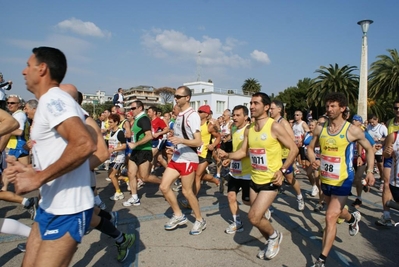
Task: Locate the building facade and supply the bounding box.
[82,90,113,105]
[123,85,160,109]
[183,81,251,118]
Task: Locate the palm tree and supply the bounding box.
[242,78,261,95]
[307,64,359,108]
[369,49,399,101]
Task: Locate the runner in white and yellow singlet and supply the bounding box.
[307,92,375,267]
[219,92,298,261]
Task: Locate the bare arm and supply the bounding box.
[307,124,323,169]
[208,123,221,150]
[219,126,249,160]
[272,122,298,169]
[123,120,132,139]
[129,130,152,149]
[0,109,19,136]
[86,117,109,170]
[349,125,375,186]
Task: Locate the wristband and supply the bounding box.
[366,169,373,174]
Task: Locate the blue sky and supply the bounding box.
[1,1,398,101]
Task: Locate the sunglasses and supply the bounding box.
[198,110,206,114]
[394,107,399,110]
[7,102,18,105]
[131,107,137,110]
[174,95,187,99]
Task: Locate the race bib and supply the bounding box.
[250,148,268,171]
[320,155,340,180]
[230,160,242,174]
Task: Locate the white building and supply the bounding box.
[183,81,251,118]
[82,90,113,105]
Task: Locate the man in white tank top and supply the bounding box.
[292,111,310,173]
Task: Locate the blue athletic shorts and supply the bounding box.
[35,207,93,243]
[384,157,392,168]
[321,176,354,197]
[282,159,294,175]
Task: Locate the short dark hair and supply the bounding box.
[325,92,348,118]
[108,114,121,124]
[133,100,144,110]
[32,47,67,83]
[271,100,284,116]
[77,91,83,105]
[233,105,249,117]
[177,85,192,100]
[252,92,271,106]
[148,106,157,113]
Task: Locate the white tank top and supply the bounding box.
[292,121,305,144]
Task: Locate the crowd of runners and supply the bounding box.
[1,46,399,267]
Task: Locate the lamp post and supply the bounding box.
[357,19,373,121]
[283,103,287,119]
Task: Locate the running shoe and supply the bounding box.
[225,221,244,234]
[311,185,319,197]
[265,230,283,259]
[178,198,191,209]
[190,219,207,235]
[264,209,272,220]
[25,197,39,220]
[172,184,182,192]
[297,198,305,211]
[311,259,325,267]
[375,215,394,227]
[17,243,26,252]
[123,196,141,206]
[137,180,145,190]
[164,214,188,230]
[349,211,361,236]
[351,198,362,207]
[105,177,112,182]
[110,192,124,201]
[116,233,135,262]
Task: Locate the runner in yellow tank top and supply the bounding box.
[270,100,305,211]
[192,105,220,198]
[307,92,375,267]
[219,92,298,261]
[380,99,399,226]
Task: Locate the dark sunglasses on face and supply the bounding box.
[174,95,187,99]
[7,102,18,105]
[131,107,137,110]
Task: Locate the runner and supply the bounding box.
[307,92,375,267]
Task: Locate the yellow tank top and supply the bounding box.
[230,125,251,178]
[104,119,110,140]
[248,118,282,184]
[387,118,399,134]
[198,121,212,158]
[319,121,354,186]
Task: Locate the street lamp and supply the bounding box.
[283,103,287,119]
[357,19,373,121]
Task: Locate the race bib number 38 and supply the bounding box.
[320,155,341,180]
[250,148,268,171]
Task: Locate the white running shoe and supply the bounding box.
[110,192,124,201]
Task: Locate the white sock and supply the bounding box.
[132,194,138,200]
[0,218,31,237]
[269,230,278,239]
[21,198,29,206]
[297,194,303,200]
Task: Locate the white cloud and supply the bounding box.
[250,50,271,64]
[7,34,93,63]
[141,29,250,68]
[56,18,111,38]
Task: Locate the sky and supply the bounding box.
[1,1,398,101]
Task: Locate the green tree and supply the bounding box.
[275,79,310,119]
[369,49,399,101]
[307,64,359,109]
[154,87,176,104]
[82,101,114,117]
[242,78,261,95]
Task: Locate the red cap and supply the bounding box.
[198,105,211,114]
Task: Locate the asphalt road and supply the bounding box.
[1,168,398,267]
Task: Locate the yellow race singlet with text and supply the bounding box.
[230,126,251,178]
[248,118,282,184]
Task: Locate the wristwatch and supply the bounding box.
[280,168,287,174]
